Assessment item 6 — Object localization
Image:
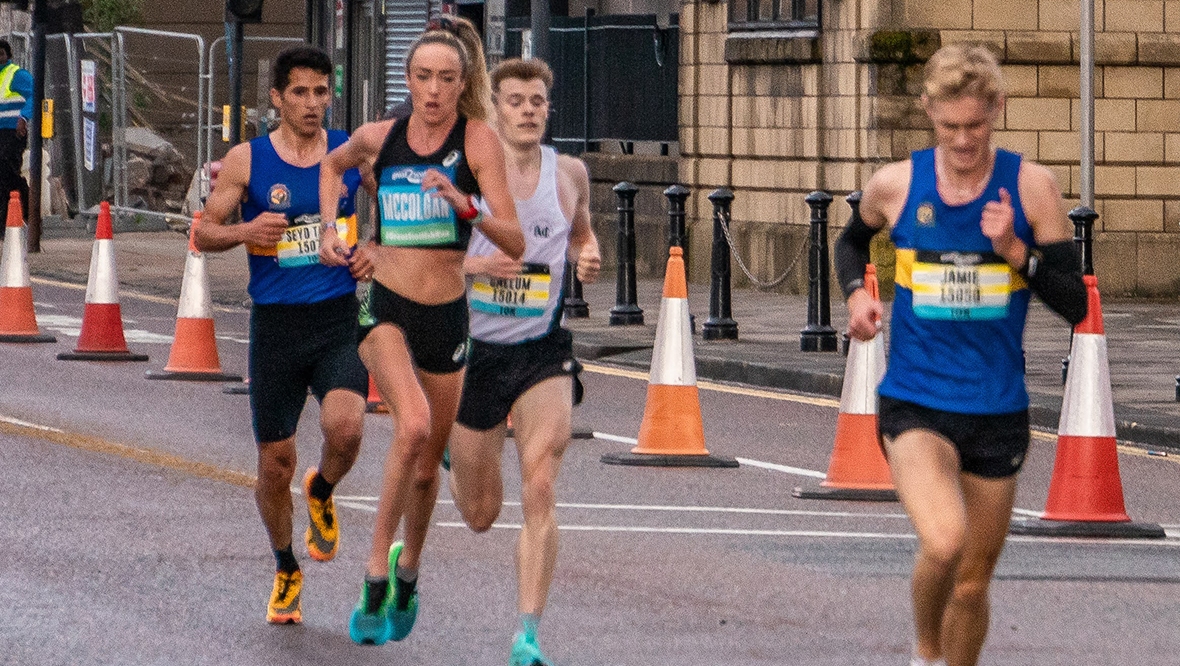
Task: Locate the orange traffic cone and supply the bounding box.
[0,191,55,343]
[146,213,241,381]
[1010,275,1163,538]
[601,247,737,468]
[57,201,149,362]
[794,265,897,501]
[366,376,387,413]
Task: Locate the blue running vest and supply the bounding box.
[877,148,1036,415]
[241,130,362,305]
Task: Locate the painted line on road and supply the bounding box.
[0,413,257,488]
[735,456,827,479]
[32,276,243,313]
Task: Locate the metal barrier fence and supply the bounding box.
[112,27,206,224]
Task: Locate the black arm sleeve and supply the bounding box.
[834,214,879,299]
[1026,240,1088,326]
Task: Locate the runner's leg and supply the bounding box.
[449,420,510,532]
[360,324,432,577]
[510,375,573,617]
[941,472,1018,666]
[885,429,967,663]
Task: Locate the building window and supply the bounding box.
[728,0,819,30]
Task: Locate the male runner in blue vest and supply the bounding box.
[195,46,371,625]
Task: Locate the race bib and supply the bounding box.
[911,250,1011,321]
[275,214,355,268]
[377,162,458,247]
[470,263,551,318]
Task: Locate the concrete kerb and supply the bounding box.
[573,330,1180,452]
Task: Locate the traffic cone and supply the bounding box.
[57,201,149,362]
[146,213,241,381]
[1010,275,1164,538]
[366,376,387,413]
[601,247,737,468]
[0,191,55,343]
[794,265,897,501]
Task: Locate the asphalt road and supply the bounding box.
[2,279,1179,665]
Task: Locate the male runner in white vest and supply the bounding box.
[447,57,600,666]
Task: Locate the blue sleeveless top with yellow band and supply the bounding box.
[877,148,1035,415]
[241,129,363,305]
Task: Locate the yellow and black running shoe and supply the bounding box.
[266,569,303,625]
[303,467,339,562]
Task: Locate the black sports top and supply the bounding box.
[373,115,480,251]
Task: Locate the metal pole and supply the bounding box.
[702,188,737,341]
[228,20,244,146]
[801,190,838,352]
[27,0,47,251]
[1080,0,1094,208]
[609,181,644,325]
[530,0,550,62]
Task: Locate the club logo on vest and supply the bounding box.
[916,202,935,227]
[452,339,469,364]
[268,184,292,211]
[443,150,461,168]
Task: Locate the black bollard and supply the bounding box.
[801,191,838,352]
[562,260,589,318]
[702,188,738,340]
[1062,206,1098,382]
[609,181,644,325]
[664,184,695,333]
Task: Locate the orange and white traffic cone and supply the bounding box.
[1010,275,1164,538]
[146,213,241,381]
[57,201,149,362]
[366,376,387,413]
[0,191,55,343]
[794,265,896,501]
[601,247,737,468]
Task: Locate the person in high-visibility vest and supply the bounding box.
[0,39,32,240]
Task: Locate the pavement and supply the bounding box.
[14,228,1180,449]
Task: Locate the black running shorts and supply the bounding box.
[249,293,368,445]
[361,281,469,374]
[456,328,581,431]
[878,396,1031,478]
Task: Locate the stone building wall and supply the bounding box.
[680,0,1180,297]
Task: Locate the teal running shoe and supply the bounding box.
[348,577,392,645]
[509,631,554,666]
[441,447,451,471]
[388,541,419,641]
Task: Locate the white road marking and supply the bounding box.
[0,414,65,432]
[34,313,173,344]
[735,456,827,479]
[32,276,242,313]
[435,521,914,539]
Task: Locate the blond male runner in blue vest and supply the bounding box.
[0,39,32,239]
[447,58,600,666]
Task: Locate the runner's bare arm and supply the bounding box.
[559,154,600,284]
[464,119,525,260]
[194,143,288,253]
[319,120,389,266]
[840,160,910,340]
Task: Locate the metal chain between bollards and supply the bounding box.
[714,202,810,290]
